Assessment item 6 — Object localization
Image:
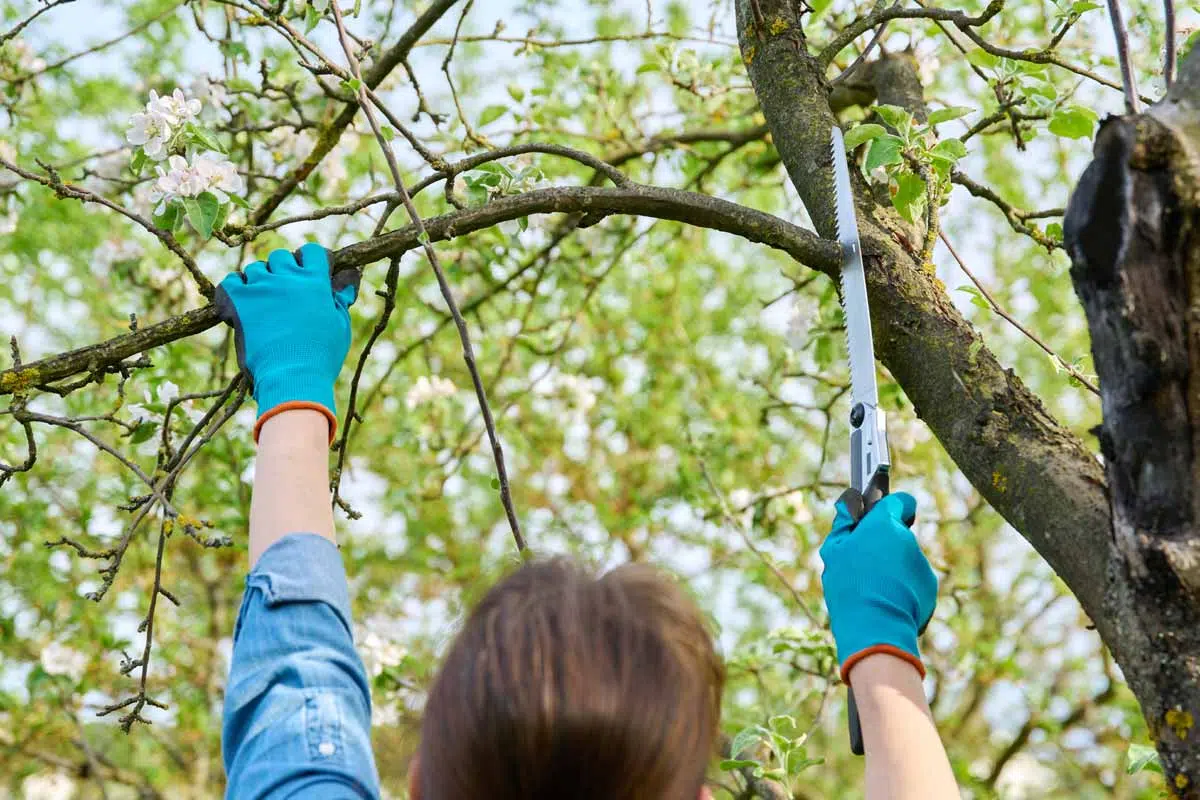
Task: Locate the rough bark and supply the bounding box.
[734,0,1113,647]
[1066,45,1200,794]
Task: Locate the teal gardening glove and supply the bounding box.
[214,243,359,444]
[819,489,938,684]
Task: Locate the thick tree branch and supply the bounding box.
[737,0,1112,638]
[0,184,837,396]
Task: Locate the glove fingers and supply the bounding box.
[267,249,301,275]
[825,488,864,549]
[332,268,361,308]
[244,260,270,283]
[293,242,332,276]
[213,284,250,374]
[873,492,917,527]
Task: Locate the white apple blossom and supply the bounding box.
[357,629,406,677]
[149,152,243,212]
[7,39,46,73]
[189,75,228,113]
[405,375,458,410]
[22,773,74,800]
[152,88,202,123]
[193,151,245,201]
[126,88,203,161]
[157,380,181,405]
[40,641,88,681]
[127,108,174,161]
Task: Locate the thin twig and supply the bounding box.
[1164,0,1176,88]
[331,1,526,552]
[695,448,822,627]
[0,156,212,297]
[12,2,184,85]
[831,22,888,86]
[939,231,1099,395]
[331,258,401,515]
[0,0,78,45]
[1103,0,1140,113]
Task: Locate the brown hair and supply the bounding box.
[416,558,725,800]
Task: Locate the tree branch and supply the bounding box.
[817,0,1003,66]
[0,184,837,393]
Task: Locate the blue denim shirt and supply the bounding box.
[223,534,381,799]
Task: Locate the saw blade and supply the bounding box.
[830,126,879,409]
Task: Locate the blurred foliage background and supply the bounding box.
[0,0,1187,796]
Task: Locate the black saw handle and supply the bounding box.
[847,468,889,757]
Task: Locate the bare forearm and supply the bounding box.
[249,410,335,568]
[854,654,958,800]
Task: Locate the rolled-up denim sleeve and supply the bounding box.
[222,534,380,799]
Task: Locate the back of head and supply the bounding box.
[417,558,725,800]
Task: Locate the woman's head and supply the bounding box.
[415,558,725,800]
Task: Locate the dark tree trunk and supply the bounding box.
[1065,49,1200,793]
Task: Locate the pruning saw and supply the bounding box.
[830,125,891,757]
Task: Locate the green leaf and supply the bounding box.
[417,230,431,245]
[636,62,661,74]
[891,172,927,223]
[380,125,395,141]
[957,285,992,312]
[730,725,768,758]
[475,162,514,178]
[928,106,974,125]
[1048,106,1098,139]
[213,201,231,233]
[130,421,158,444]
[466,184,490,206]
[507,83,525,102]
[153,202,180,232]
[478,104,508,127]
[1126,743,1163,775]
[227,193,251,209]
[183,192,220,239]
[874,104,911,132]
[966,48,999,69]
[929,137,968,175]
[1069,1,1102,14]
[719,759,759,772]
[340,77,363,95]
[518,215,529,232]
[305,3,321,33]
[864,134,904,171]
[186,124,227,154]
[843,123,887,150]
[130,148,147,176]
[490,477,501,490]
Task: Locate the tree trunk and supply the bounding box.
[1065,47,1200,795]
[732,0,1113,640]
[735,0,1200,789]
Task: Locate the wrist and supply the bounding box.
[842,644,924,685]
[256,406,334,450]
[845,651,925,698]
[255,401,336,445]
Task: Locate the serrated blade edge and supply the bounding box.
[830,126,879,409]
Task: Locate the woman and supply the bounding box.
[219,244,958,799]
